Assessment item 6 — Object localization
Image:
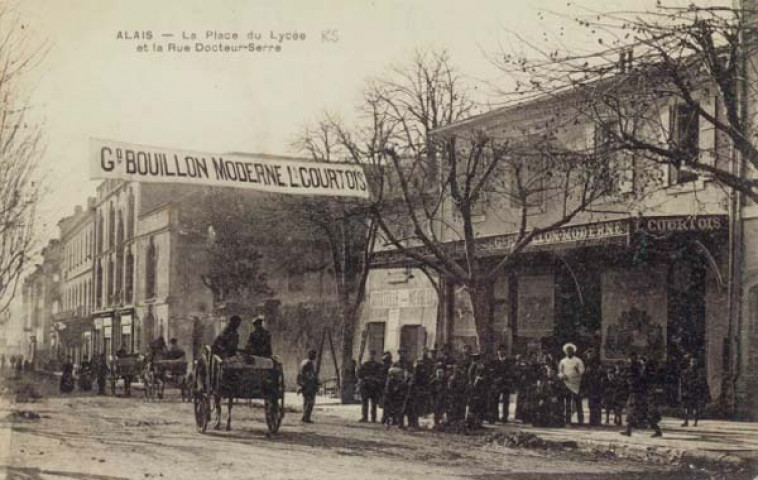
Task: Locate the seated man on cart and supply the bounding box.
[166,338,186,360]
[245,315,272,358]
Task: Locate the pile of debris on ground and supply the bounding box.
[485,431,578,450]
[13,383,43,403]
[6,410,41,421]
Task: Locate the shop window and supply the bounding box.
[97,213,104,253]
[668,103,700,185]
[400,325,426,362]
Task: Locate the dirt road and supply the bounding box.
[0,373,732,480]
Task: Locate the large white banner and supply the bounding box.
[89,138,370,199]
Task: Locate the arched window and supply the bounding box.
[146,237,156,299]
[125,248,134,303]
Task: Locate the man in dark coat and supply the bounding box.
[211,316,241,358]
[60,357,75,393]
[680,355,710,427]
[95,354,109,395]
[358,350,383,423]
[298,349,320,423]
[583,348,604,426]
[621,352,662,437]
[489,344,514,423]
[245,315,272,357]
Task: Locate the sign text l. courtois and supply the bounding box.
[89,138,370,199]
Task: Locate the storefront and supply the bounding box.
[370,214,728,401]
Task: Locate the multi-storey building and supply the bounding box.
[91,180,139,359]
[363,74,731,411]
[54,200,95,364]
[21,239,61,368]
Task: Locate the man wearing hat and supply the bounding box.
[558,342,585,425]
[357,350,383,423]
[246,315,272,358]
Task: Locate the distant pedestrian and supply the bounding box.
[357,350,383,423]
[95,354,109,395]
[60,357,75,393]
[680,356,709,427]
[467,363,489,429]
[603,366,626,425]
[297,349,319,423]
[1,354,5,370]
[379,351,393,424]
[558,343,585,425]
[446,364,468,425]
[78,355,93,392]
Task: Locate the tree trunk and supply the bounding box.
[468,283,494,358]
[339,289,358,404]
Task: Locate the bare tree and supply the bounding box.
[289,109,390,402]
[361,50,612,356]
[0,7,45,313]
[487,0,758,417]
[493,2,758,200]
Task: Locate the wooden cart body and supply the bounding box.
[109,354,143,396]
[192,347,285,434]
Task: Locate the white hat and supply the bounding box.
[563,343,577,355]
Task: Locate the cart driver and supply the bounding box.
[245,315,272,357]
[212,315,241,359]
[166,338,186,360]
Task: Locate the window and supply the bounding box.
[669,103,700,185]
[115,248,123,304]
[146,237,157,299]
[108,203,115,249]
[96,260,103,308]
[97,213,104,253]
[125,248,134,303]
[127,190,135,240]
[108,257,114,305]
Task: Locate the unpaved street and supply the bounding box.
[0,374,729,480]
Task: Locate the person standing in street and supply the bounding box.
[357,350,383,423]
[621,352,662,437]
[379,351,393,424]
[583,348,604,426]
[558,343,585,426]
[298,349,320,423]
[680,355,710,427]
[60,357,75,393]
[95,354,109,395]
[489,344,513,423]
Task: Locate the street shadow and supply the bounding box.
[467,471,727,480]
[3,465,131,480]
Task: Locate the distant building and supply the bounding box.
[55,199,96,364]
[21,239,62,368]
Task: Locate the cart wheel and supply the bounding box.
[265,397,281,434]
[194,392,209,433]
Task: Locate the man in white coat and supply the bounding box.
[558,343,585,425]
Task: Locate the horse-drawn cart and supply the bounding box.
[110,354,142,396]
[146,358,190,401]
[192,347,285,434]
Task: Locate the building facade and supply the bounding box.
[21,240,62,368]
[55,200,95,364]
[363,82,732,409]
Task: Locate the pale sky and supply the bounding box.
[15,0,716,249]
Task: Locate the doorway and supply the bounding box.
[400,325,427,362]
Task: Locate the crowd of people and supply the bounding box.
[354,342,711,437]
